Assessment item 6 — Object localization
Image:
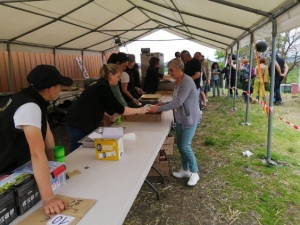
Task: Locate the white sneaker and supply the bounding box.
[187,173,200,186]
[172,168,191,178]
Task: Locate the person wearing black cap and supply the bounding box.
[0,64,73,215]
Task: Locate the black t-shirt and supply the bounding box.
[143,66,163,93]
[269,55,285,77]
[184,58,201,89]
[66,78,125,133]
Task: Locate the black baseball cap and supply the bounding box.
[27,65,73,89]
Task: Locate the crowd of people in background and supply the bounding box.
[0,47,290,215]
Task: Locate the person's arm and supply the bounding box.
[192,72,200,80]
[121,83,133,100]
[155,77,191,112]
[120,83,140,106]
[44,121,54,161]
[231,63,237,70]
[282,63,289,77]
[275,62,281,75]
[23,126,67,214]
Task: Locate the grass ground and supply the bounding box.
[123,91,300,225]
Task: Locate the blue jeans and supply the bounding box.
[67,125,88,152]
[176,123,198,173]
[212,79,220,96]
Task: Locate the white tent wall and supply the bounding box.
[1,0,300,92]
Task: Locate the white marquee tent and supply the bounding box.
[1,0,300,53]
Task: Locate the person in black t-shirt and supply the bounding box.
[143,57,163,94]
[181,50,201,108]
[268,51,289,105]
[228,55,238,97]
[66,64,148,152]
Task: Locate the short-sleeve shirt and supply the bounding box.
[14,103,41,130]
[120,72,130,83]
[184,58,201,89]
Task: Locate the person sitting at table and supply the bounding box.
[66,64,148,152]
[120,54,143,107]
[143,56,164,94]
[0,65,73,214]
[148,58,201,186]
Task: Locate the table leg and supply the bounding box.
[144,179,160,200]
[151,165,165,184]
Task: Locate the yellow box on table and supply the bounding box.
[94,127,124,161]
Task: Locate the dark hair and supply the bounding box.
[259,57,266,64]
[107,52,128,64]
[181,50,191,57]
[211,62,219,69]
[175,51,180,57]
[149,57,160,67]
[133,63,139,70]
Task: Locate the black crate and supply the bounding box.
[0,189,18,225]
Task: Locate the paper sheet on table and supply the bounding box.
[103,127,123,138]
[87,132,102,139]
[123,133,136,140]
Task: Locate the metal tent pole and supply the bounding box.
[222,50,228,95]
[232,41,239,110]
[243,33,254,125]
[266,19,277,166]
[228,48,233,99]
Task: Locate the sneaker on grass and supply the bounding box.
[172,168,191,178]
[187,173,200,186]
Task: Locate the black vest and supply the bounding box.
[0,87,48,173]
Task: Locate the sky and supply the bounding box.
[119,30,217,63]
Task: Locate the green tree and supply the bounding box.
[213,51,225,68]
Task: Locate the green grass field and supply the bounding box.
[125,91,300,225]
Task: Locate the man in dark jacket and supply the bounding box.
[0,65,72,215]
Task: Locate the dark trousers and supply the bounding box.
[274,76,283,102]
[229,76,238,95]
[67,125,88,152]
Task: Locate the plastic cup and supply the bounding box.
[53,145,65,162]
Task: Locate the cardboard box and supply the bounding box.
[140,94,161,100]
[164,134,175,145]
[148,154,170,177]
[94,127,124,161]
[160,146,173,155]
[121,112,162,122]
[13,161,67,193]
[160,134,174,155]
[72,79,85,88]
[0,189,18,225]
[147,168,169,177]
[0,173,40,215]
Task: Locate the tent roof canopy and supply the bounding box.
[1,0,300,52]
